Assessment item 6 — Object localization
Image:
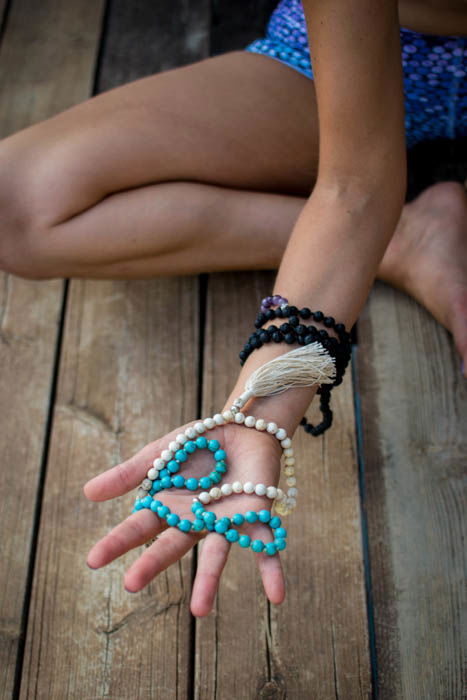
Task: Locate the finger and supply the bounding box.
[190,534,231,617]
[87,508,167,569]
[83,440,164,501]
[250,524,286,605]
[124,526,202,592]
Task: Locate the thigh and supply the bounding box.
[1,50,318,229]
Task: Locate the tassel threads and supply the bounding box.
[233,342,336,411]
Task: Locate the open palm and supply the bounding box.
[84,420,287,616]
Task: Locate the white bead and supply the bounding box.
[287,496,297,508]
[284,448,294,457]
[286,476,296,486]
[221,483,233,496]
[153,457,165,470]
[209,487,222,500]
[199,492,211,504]
[234,412,245,424]
[288,487,298,498]
[141,478,152,490]
[169,441,179,453]
[244,416,256,428]
[185,426,197,438]
[276,488,285,500]
[147,467,159,480]
[254,483,267,496]
[285,466,295,476]
[243,481,255,494]
[266,486,278,499]
[203,417,216,429]
[281,438,292,448]
[255,419,267,431]
[284,457,295,466]
[213,413,224,425]
[266,422,278,434]
[176,433,187,445]
[222,410,234,422]
[276,428,287,440]
[194,422,205,434]
[161,450,172,461]
[137,488,147,499]
[232,481,243,493]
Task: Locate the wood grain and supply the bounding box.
[195,272,372,698]
[356,280,466,699]
[0,0,105,695]
[19,0,209,696]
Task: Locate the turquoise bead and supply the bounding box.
[269,516,281,529]
[192,518,205,531]
[172,475,185,488]
[251,540,265,553]
[238,534,251,548]
[191,502,203,514]
[161,476,172,489]
[203,511,216,526]
[134,501,144,510]
[186,477,199,491]
[200,476,212,489]
[178,519,192,532]
[195,436,207,449]
[142,496,152,507]
[208,439,220,452]
[184,441,197,453]
[265,542,277,556]
[215,461,227,473]
[274,538,286,551]
[157,505,170,518]
[167,513,180,526]
[159,468,169,478]
[167,460,179,473]
[153,480,162,492]
[245,511,258,523]
[210,472,221,484]
[275,527,287,539]
[150,501,160,513]
[214,449,226,461]
[149,487,156,495]
[232,513,245,526]
[258,510,271,523]
[175,449,188,462]
[225,529,239,542]
[215,520,229,534]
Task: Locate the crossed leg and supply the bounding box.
[0,50,465,352]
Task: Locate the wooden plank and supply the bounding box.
[196,272,372,698]
[356,280,466,698]
[20,279,199,698]
[0,1,105,696]
[20,1,210,696]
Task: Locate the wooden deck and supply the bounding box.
[0,1,465,698]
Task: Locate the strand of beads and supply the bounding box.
[132,408,296,554]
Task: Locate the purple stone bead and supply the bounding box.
[272,295,283,305]
[261,297,272,308]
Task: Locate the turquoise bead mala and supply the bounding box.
[132,418,290,556]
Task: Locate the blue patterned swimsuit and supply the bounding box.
[244,0,467,148]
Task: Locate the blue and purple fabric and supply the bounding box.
[244,0,467,148]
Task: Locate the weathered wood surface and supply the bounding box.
[196,272,372,699]
[0,0,105,696]
[356,280,466,699]
[18,1,210,697]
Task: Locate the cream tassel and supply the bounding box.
[232,341,336,411]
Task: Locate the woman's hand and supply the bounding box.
[84,419,286,617]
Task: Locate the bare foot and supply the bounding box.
[378,181,467,377]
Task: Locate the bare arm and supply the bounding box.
[226,0,407,431]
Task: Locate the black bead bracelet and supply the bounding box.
[240,304,353,436]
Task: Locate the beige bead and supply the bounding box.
[147,467,159,480]
[203,417,216,429]
[288,487,298,498]
[199,492,211,504]
[266,422,278,434]
[274,500,291,516]
[209,487,222,500]
[284,457,295,466]
[281,437,292,448]
[244,415,256,428]
[284,466,295,476]
[286,476,296,487]
[283,448,294,457]
[222,410,234,422]
[141,479,152,490]
[232,481,243,493]
[255,419,267,431]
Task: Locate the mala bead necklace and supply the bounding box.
[241,296,352,436]
[133,325,338,553]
